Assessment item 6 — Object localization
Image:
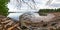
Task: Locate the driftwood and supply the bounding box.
[0,15,21,30]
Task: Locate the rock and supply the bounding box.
[0,12,60,30]
[19,12,60,30]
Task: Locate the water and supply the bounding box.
[7,0,37,20]
[7,0,53,20]
[7,13,23,20]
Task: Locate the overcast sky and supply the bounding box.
[21,0,60,9]
[7,0,60,12]
[34,0,60,9]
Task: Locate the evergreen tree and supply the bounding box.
[38,8,60,13]
[0,0,9,16]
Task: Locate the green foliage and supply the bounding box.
[38,8,60,13]
[38,8,60,16]
[0,0,9,16]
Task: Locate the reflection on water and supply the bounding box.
[7,13,40,21]
[7,0,53,21]
[7,13,23,20]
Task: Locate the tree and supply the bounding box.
[38,8,60,13]
[0,0,9,16]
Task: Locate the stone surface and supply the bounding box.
[0,12,60,30]
[20,12,60,30]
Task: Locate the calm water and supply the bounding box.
[7,13,23,21]
[7,13,39,21]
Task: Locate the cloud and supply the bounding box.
[38,0,60,9]
[7,0,60,12]
[50,3,60,7]
[48,0,60,8]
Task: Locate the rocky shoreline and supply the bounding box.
[0,12,60,30]
[20,12,60,30]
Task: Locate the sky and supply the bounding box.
[47,0,60,8]
[34,0,60,9]
[7,0,60,12]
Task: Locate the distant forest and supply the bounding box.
[38,8,60,16]
[38,8,60,13]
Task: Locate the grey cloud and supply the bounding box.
[49,3,60,7]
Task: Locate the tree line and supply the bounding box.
[0,0,9,16]
[38,8,60,13]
